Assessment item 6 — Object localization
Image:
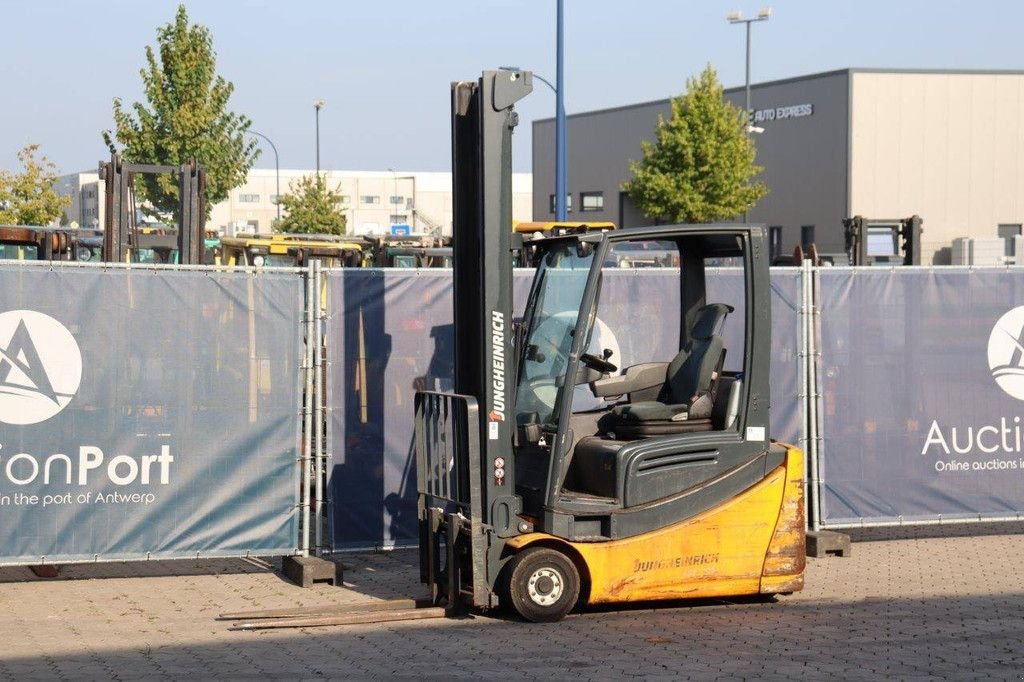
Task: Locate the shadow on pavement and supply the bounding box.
[846,520,1024,543]
[2,591,1023,679]
[0,556,296,585]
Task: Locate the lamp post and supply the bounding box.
[727,8,772,133]
[499,62,565,221]
[555,0,566,221]
[246,129,280,223]
[313,99,325,175]
[387,167,398,227]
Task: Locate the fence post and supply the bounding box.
[301,262,315,555]
[313,260,325,555]
[799,260,811,530]
[805,261,823,531]
[801,260,820,531]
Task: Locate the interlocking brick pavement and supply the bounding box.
[1,528,1023,680]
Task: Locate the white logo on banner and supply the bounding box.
[0,310,82,425]
[988,306,1024,401]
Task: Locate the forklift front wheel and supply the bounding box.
[505,547,580,623]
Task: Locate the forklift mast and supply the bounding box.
[451,71,532,520]
[842,214,923,266]
[100,154,207,264]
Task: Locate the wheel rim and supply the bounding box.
[526,567,564,606]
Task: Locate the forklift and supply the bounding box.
[414,71,805,622]
[842,215,923,266]
[219,70,805,631]
[99,154,207,265]
[513,221,615,267]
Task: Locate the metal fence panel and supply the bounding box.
[816,267,1024,527]
[0,263,304,564]
[325,267,805,550]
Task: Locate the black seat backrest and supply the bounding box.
[661,304,733,405]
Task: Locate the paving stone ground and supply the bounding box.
[1,526,1023,680]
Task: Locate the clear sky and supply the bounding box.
[1,0,1022,175]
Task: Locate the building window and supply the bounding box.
[801,225,815,249]
[580,192,604,212]
[270,194,281,204]
[361,195,380,205]
[389,195,404,205]
[238,194,260,203]
[340,195,351,204]
[247,220,259,231]
[769,226,783,260]
[548,194,573,213]
[389,214,408,224]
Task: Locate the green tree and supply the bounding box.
[277,174,349,235]
[102,4,258,219]
[0,145,71,226]
[622,65,768,224]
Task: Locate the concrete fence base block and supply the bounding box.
[806,530,851,558]
[282,556,343,588]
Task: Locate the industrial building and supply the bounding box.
[57,168,533,237]
[533,68,1024,264]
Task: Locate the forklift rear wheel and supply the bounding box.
[505,547,580,623]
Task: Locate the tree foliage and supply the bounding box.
[0,145,71,226]
[622,65,768,224]
[102,4,257,219]
[276,174,349,235]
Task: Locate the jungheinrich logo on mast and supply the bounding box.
[0,310,82,425]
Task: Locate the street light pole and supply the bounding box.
[728,8,771,224]
[387,167,398,227]
[313,99,325,175]
[727,8,772,132]
[247,129,280,224]
[555,0,567,221]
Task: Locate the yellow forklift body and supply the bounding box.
[505,444,805,604]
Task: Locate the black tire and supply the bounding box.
[504,547,580,623]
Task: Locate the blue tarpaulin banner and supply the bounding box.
[0,264,303,564]
[817,268,1024,526]
[325,267,804,549]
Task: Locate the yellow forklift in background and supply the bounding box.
[513,221,615,266]
[220,233,368,268]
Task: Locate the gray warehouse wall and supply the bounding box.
[533,99,670,226]
[735,72,850,255]
[533,70,850,256]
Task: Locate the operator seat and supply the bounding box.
[565,303,733,498]
[597,303,733,439]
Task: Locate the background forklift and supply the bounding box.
[0,225,97,261]
[220,232,367,268]
[100,154,207,264]
[842,215,922,266]
[513,221,615,267]
[414,70,805,622]
[363,234,453,268]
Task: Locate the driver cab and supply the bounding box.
[513,226,772,540]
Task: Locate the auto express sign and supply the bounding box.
[0,266,304,564]
[751,103,813,124]
[817,268,1024,526]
